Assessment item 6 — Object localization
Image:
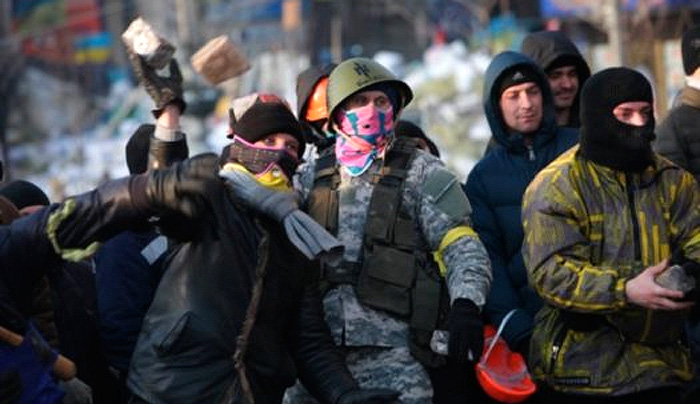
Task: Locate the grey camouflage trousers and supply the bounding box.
[283,346,432,404]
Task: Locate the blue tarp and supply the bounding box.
[541,0,700,18]
[231,0,282,23]
[74,31,112,50]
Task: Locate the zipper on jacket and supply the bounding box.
[526,144,535,161]
[626,174,654,342]
[625,174,642,261]
[549,325,567,373]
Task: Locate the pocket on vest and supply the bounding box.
[357,245,417,317]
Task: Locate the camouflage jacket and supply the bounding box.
[522,145,700,395]
[296,148,491,347]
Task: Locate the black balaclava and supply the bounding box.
[579,67,655,172]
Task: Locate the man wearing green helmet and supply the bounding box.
[287,57,492,403]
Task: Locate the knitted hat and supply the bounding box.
[496,66,540,98]
[363,82,401,114]
[228,93,305,157]
[0,180,50,210]
[682,25,700,75]
[125,124,154,175]
[579,67,655,172]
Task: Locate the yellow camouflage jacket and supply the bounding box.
[522,145,700,395]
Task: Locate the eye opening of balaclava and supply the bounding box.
[226,135,300,186]
[579,67,656,172]
[227,93,305,157]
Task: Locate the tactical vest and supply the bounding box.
[306,137,448,367]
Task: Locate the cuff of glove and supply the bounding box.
[514,336,531,359]
[453,298,480,314]
[152,98,187,119]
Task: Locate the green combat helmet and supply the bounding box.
[327,57,413,119]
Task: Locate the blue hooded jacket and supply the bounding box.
[94,230,169,372]
[463,51,578,352]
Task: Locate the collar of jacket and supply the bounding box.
[681,85,700,108]
[575,146,678,186]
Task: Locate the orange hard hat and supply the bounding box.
[475,325,537,403]
[304,76,329,122]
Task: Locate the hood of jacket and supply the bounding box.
[521,31,591,79]
[483,51,557,153]
[521,31,591,127]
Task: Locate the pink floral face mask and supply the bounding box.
[334,104,395,176]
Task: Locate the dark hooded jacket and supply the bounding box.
[655,85,700,181]
[521,30,591,128]
[1,167,359,404]
[126,184,356,404]
[463,51,578,353]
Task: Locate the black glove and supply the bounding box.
[0,371,21,404]
[132,153,221,220]
[127,48,186,118]
[448,298,484,366]
[514,335,531,362]
[683,260,700,302]
[336,388,401,404]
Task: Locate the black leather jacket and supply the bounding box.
[2,174,358,404]
[127,175,358,404]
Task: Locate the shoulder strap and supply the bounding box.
[307,147,340,235]
[364,137,419,244]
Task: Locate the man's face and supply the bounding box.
[499,82,543,134]
[19,205,44,217]
[612,101,652,126]
[547,66,579,110]
[341,90,392,112]
[335,90,396,136]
